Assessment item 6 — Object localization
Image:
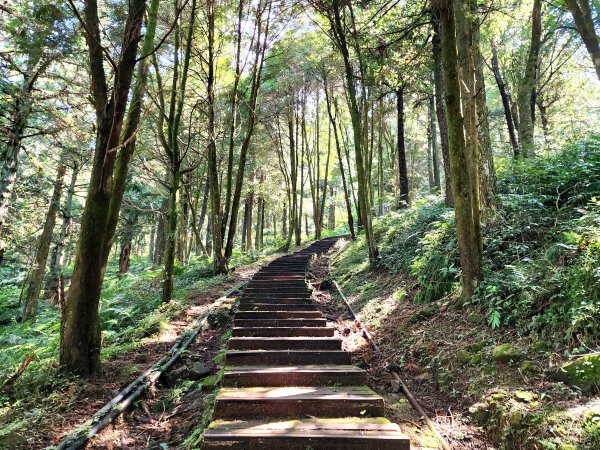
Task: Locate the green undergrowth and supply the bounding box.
[338,136,600,347]
[0,249,274,402]
[332,136,600,449]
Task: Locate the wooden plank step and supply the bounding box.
[232,327,334,337]
[228,337,341,351]
[222,365,366,387]
[240,296,312,303]
[247,279,307,285]
[244,288,312,295]
[237,303,318,312]
[235,311,322,319]
[225,350,351,366]
[213,387,384,420]
[203,419,410,450]
[233,318,327,328]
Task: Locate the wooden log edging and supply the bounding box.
[328,249,452,450]
[51,279,249,450]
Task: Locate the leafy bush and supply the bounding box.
[472,138,600,344]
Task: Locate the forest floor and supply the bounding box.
[322,238,600,449]
[0,250,288,449]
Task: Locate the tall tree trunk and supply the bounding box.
[328,184,335,230]
[517,0,542,157]
[456,0,483,265]
[475,34,499,210]
[490,40,520,155]
[224,0,272,259]
[154,211,166,265]
[0,60,51,263]
[206,0,227,273]
[282,205,287,240]
[22,158,67,320]
[245,189,254,253]
[45,161,80,303]
[565,0,600,81]
[435,0,482,298]
[428,94,441,190]
[329,0,378,264]
[431,8,453,206]
[148,225,156,263]
[324,78,355,238]
[162,166,180,302]
[396,87,409,208]
[222,0,245,237]
[60,0,149,375]
[118,241,132,274]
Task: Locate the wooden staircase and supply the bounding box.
[202,238,410,449]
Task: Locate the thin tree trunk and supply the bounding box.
[428,94,441,190]
[431,8,453,207]
[22,158,67,320]
[329,0,377,263]
[517,0,542,157]
[224,0,272,259]
[490,40,519,154]
[324,77,355,238]
[328,184,335,230]
[396,87,409,208]
[206,0,227,272]
[475,33,499,210]
[45,161,80,303]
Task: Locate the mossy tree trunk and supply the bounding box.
[517,0,542,158]
[60,0,152,375]
[434,0,482,298]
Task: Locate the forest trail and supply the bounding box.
[202,237,410,449]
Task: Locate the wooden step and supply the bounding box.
[237,303,318,312]
[240,296,313,303]
[244,288,312,295]
[233,318,327,328]
[203,419,410,450]
[235,311,322,319]
[246,281,308,288]
[213,387,385,420]
[228,337,342,350]
[225,350,351,366]
[222,365,367,387]
[232,327,335,337]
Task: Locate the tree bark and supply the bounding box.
[475,35,499,210]
[46,161,80,304]
[517,0,542,157]
[431,8,453,206]
[396,87,409,208]
[224,0,272,260]
[324,78,354,238]
[428,94,441,191]
[435,0,482,298]
[60,0,151,375]
[22,158,67,320]
[565,0,600,81]
[490,40,519,155]
[206,0,228,273]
